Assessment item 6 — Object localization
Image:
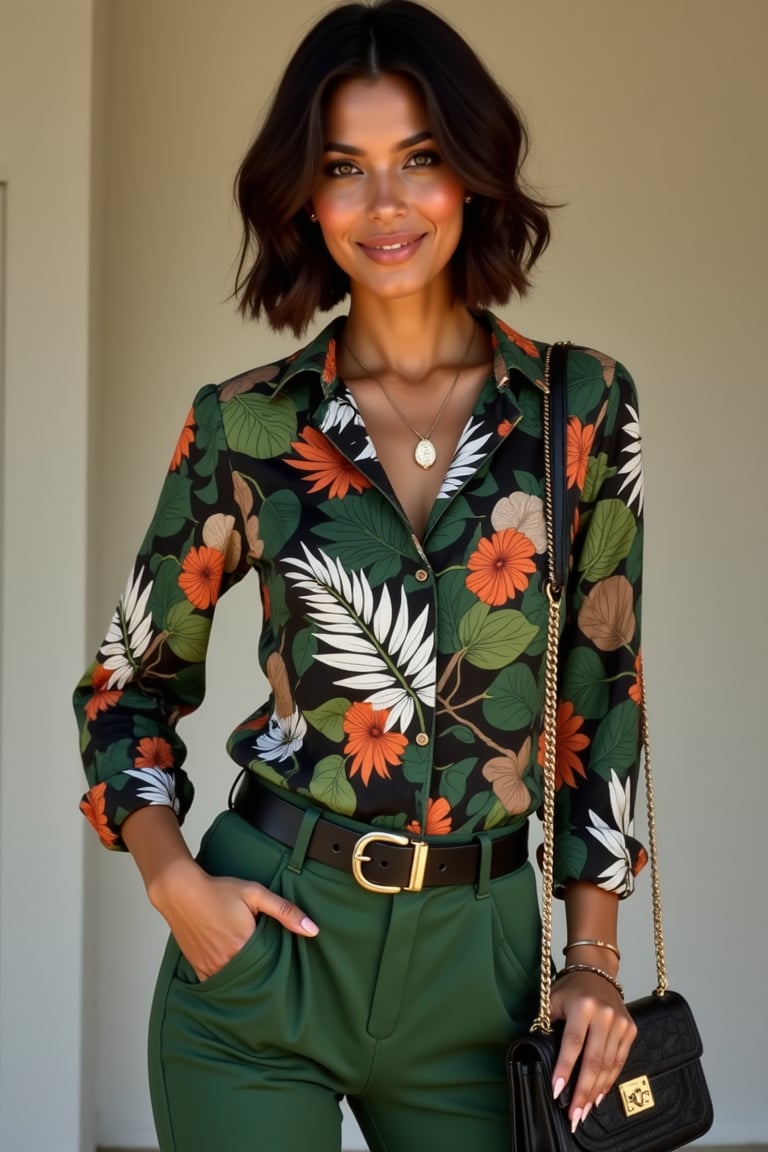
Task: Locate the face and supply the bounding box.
[311,72,466,303]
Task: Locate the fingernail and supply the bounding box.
[570,1108,582,1134]
[300,916,319,936]
[595,1093,605,1108]
[582,1103,592,1123]
[553,1077,566,1100]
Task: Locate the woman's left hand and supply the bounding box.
[549,969,637,1131]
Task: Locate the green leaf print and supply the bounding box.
[459,603,538,670]
[152,471,193,537]
[513,470,544,498]
[221,391,297,458]
[310,756,357,816]
[484,798,510,830]
[312,492,412,585]
[150,556,186,624]
[166,600,211,662]
[260,490,301,555]
[625,523,643,586]
[428,496,474,553]
[564,647,610,719]
[581,453,615,504]
[567,351,609,415]
[93,739,134,782]
[590,700,639,779]
[292,627,317,677]
[483,664,541,731]
[554,833,588,882]
[439,757,477,807]
[437,569,476,653]
[304,698,350,743]
[578,499,636,582]
[516,389,542,437]
[521,574,548,657]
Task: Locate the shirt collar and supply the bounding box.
[271,310,547,399]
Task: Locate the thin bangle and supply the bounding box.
[563,939,621,961]
[553,964,624,999]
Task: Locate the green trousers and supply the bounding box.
[149,805,541,1151]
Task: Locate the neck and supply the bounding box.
[341,285,480,383]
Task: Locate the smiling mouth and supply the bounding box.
[359,234,426,252]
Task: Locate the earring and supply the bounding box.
[464,195,473,204]
[309,211,318,222]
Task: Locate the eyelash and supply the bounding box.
[323,149,441,178]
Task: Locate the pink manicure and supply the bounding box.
[553,1077,566,1100]
[581,1103,592,1123]
[570,1108,582,1134]
[595,1093,605,1108]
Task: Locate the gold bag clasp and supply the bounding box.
[618,1075,655,1117]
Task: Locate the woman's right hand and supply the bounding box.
[121,805,319,982]
[149,857,320,981]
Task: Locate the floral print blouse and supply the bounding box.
[73,311,647,897]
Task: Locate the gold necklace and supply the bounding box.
[343,323,476,470]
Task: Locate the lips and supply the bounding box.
[357,233,426,264]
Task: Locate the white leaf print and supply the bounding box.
[99,564,156,689]
[124,768,180,815]
[617,403,644,513]
[284,545,435,732]
[586,770,636,896]
[437,418,494,498]
[319,392,376,460]
[253,706,307,762]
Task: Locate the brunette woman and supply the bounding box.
[74,3,644,1149]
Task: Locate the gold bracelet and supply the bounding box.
[553,964,624,999]
[563,938,621,961]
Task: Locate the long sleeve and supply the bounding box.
[550,355,646,897]
[73,384,250,849]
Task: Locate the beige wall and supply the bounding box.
[1,1,765,1148]
[0,1,94,1150]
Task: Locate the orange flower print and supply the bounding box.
[498,419,514,437]
[466,528,536,605]
[84,663,123,722]
[178,545,225,610]
[406,797,453,836]
[261,581,271,622]
[343,701,408,786]
[287,426,372,499]
[633,845,649,875]
[629,651,643,705]
[170,407,195,471]
[134,736,174,769]
[538,701,590,790]
[80,782,119,848]
[321,338,337,387]
[495,317,540,359]
[566,417,596,490]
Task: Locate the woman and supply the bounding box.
[74,3,645,1149]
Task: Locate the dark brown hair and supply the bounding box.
[234,0,552,335]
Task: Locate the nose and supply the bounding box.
[367,171,406,222]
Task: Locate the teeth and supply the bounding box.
[378,241,408,251]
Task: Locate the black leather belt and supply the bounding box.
[230,772,529,893]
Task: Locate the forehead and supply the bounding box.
[323,72,429,146]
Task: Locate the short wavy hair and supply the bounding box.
[234,0,552,335]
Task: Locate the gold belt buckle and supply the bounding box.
[351,831,429,893]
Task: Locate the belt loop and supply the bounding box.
[228,767,247,810]
[287,806,321,874]
[475,832,492,900]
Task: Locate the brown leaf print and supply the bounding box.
[491,492,546,553]
[202,513,242,573]
[266,652,294,719]
[578,575,635,651]
[232,471,254,520]
[583,349,616,388]
[220,365,279,401]
[245,515,264,560]
[481,738,532,814]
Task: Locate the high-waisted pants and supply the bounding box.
[148,804,541,1152]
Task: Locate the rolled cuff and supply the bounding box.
[79,768,194,851]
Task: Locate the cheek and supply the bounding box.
[418,178,466,229]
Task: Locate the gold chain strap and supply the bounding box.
[532,344,668,1036]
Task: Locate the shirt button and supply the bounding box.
[415,569,429,582]
[415,732,430,747]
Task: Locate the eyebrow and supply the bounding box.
[323,130,434,156]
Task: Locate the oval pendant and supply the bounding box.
[414,438,437,469]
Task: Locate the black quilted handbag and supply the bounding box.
[506,343,714,1152]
